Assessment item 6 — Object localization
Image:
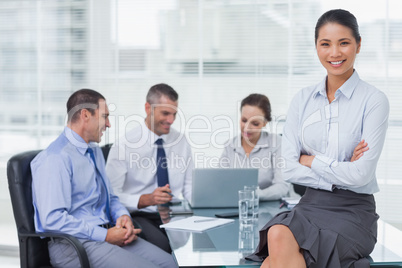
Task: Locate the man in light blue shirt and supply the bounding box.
[31,89,177,267]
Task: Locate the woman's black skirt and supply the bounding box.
[247,187,378,268]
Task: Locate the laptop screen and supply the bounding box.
[190,168,258,208]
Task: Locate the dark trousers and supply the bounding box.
[131,211,172,253]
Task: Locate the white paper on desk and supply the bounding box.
[160,216,234,232]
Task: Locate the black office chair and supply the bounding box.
[7,150,90,268]
[100,143,113,161]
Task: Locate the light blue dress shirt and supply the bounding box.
[31,127,129,241]
[282,71,389,194]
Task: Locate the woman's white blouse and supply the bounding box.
[282,71,389,194]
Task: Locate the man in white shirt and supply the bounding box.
[106,83,193,252]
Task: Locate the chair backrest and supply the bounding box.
[101,143,113,161]
[7,150,50,268]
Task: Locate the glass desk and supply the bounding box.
[163,201,402,267]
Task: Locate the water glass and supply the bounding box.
[238,189,254,225]
[238,222,255,258]
[244,185,259,221]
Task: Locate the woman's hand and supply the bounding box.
[351,140,369,162]
[299,155,315,168]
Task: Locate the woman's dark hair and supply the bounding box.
[315,9,361,44]
[241,93,272,122]
[67,88,105,122]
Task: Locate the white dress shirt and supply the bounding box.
[282,71,389,194]
[106,120,193,212]
[220,131,290,200]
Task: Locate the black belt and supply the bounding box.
[98,223,112,229]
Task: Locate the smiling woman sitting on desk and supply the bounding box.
[247,9,389,268]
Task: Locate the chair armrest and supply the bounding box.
[19,231,90,268]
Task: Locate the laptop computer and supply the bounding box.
[189,168,258,208]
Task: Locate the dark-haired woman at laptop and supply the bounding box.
[220,93,290,201]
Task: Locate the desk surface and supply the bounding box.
[164,201,402,267]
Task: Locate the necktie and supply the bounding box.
[155,138,169,187]
[87,147,112,223]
